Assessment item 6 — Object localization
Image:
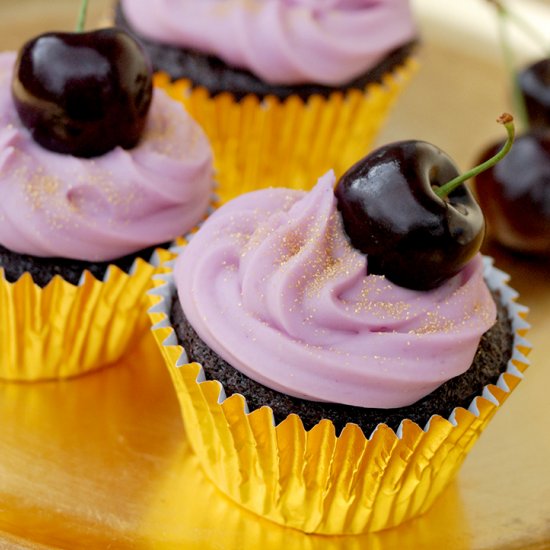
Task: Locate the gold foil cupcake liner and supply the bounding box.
[0,247,175,382]
[148,256,530,535]
[154,58,418,204]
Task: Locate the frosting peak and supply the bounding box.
[176,173,497,409]
[0,52,214,262]
[121,0,416,86]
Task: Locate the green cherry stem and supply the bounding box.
[435,114,515,199]
[76,0,89,33]
[487,0,550,56]
[494,2,530,130]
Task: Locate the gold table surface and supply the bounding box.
[0,2,549,549]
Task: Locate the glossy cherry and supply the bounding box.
[473,130,550,255]
[335,141,485,290]
[11,28,152,158]
[518,59,550,129]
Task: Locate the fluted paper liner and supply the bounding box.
[0,248,174,381]
[148,256,530,534]
[154,58,418,204]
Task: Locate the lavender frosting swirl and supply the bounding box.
[175,172,497,409]
[120,0,417,86]
[0,52,213,262]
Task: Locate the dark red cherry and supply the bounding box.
[335,141,485,290]
[518,58,550,129]
[11,28,152,158]
[473,130,550,256]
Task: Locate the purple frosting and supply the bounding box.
[121,0,417,85]
[175,173,497,409]
[0,52,214,262]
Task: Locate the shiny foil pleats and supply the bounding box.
[148,256,530,534]
[0,253,164,381]
[154,58,418,204]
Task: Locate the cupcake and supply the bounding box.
[149,142,530,534]
[116,0,419,203]
[0,27,214,381]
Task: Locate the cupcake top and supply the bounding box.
[175,172,497,409]
[120,0,417,86]
[0,52,213,262]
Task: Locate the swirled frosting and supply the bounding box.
[120,0,416,86]
[0,52,213,262]
[175,172,497,409]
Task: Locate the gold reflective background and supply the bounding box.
[0,1,549,548]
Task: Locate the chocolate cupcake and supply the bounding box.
[149,172,530,534]
[170,288,513,436]
[0,46,214,381]
[116,0,419,202]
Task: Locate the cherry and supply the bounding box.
[335,115,515,290]
[518,59,550,129]
[480,0,550,255]
[487,0,550,128]
[11,27,152,158]
[473,130,550,255]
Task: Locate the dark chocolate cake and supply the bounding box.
[170,291,513,435]
[115,3,416,100]
[0,241,170,288]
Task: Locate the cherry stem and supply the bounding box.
[76,0,89,33]
[487,0,550,56]
[495,6,530,131]
[435,114,515,199]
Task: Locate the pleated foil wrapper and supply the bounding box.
[153,58,418,204]
[0,248,175,381]
[148,255,530,535]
